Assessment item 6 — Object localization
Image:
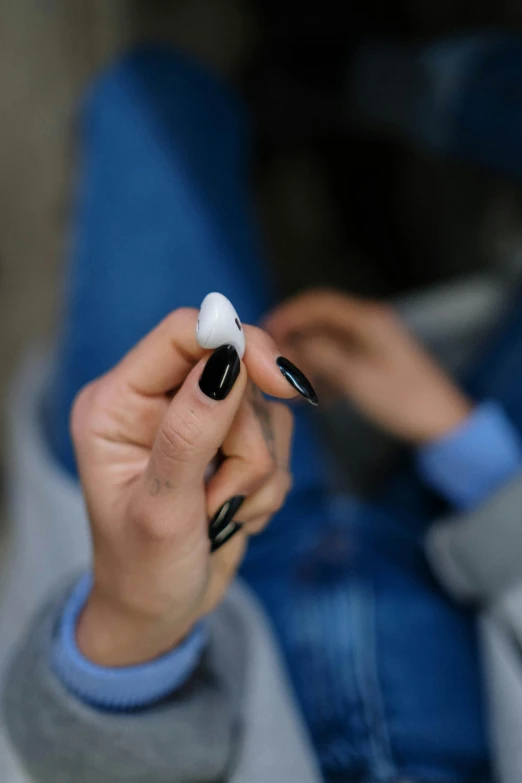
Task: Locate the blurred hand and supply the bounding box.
[73,309,296,667]
[265,289,472,444]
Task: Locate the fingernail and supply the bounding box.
[211,522,243,553]
[209,496,245,537]
[276,357,318,406]
[199,345,240,400]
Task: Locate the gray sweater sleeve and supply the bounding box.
[427,473,522,783]
[2,587,245,783]
[8,474,522,783]
[427,473,522,641]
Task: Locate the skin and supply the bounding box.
[73,308,295,667]
[75,290,470,668]
[265,289,472,444]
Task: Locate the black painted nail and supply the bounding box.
[199,345,240,401]
[211,522,243,553]
[276,357,318,406]
[209,496,245,537]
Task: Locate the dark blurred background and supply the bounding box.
[1,0,522,470]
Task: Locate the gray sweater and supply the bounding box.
[3,354,522,783]
[3,582,322,783]
[5,475,522,783]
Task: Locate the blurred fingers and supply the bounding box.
[264,289,359,341]
[206,392,294,549]
[265,289,398,354]
[239,468,293,534]
[289,335,358,397]
[202,530,247,615]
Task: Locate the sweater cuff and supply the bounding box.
[52,574,207,710]
[417,401,522,510]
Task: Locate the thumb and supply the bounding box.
[148,345,247,488]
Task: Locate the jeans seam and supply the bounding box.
[351,575,397,782]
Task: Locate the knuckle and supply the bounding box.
[248,446,276,483]
[163,307,196,335]
[134,511,176,542]
[88,375,122,420]
[129,499,166,540]
[245,515,270,535]
[130,490,199,544]
[263,476,289,515]
[251,453,276,483]
[265,486,282,514]
[279,469,293,497]
[158,410,202,463]
[70,381,99,444]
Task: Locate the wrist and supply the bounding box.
[417,400,522,509]
[53,575,208,709]
[77,586,196,667]
[414,392,473,445]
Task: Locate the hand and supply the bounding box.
[265,289,472,444]
[72,309,296,667]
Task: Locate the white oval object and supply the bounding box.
[196,292,246,358]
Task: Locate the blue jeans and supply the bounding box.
[45,47,496,782]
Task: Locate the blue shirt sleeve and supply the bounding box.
[417,401,522,510]
[52,574,208,710]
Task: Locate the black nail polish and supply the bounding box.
[209,496,245,537]
[199,345,240,401]
[211,522,243,553]
[276,357,318,406]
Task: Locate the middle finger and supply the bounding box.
[206,387,293,533]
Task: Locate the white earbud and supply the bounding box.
[196,292,246,358]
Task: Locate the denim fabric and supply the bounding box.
[44,47,493,781]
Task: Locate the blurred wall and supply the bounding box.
[0,1,131,450]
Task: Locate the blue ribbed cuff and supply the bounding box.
[52,574,207,710]
[417,401,522,510]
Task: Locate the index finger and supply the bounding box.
[113,307,317,405]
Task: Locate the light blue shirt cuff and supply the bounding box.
[417,401,522,510]
[52,574,208,710]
